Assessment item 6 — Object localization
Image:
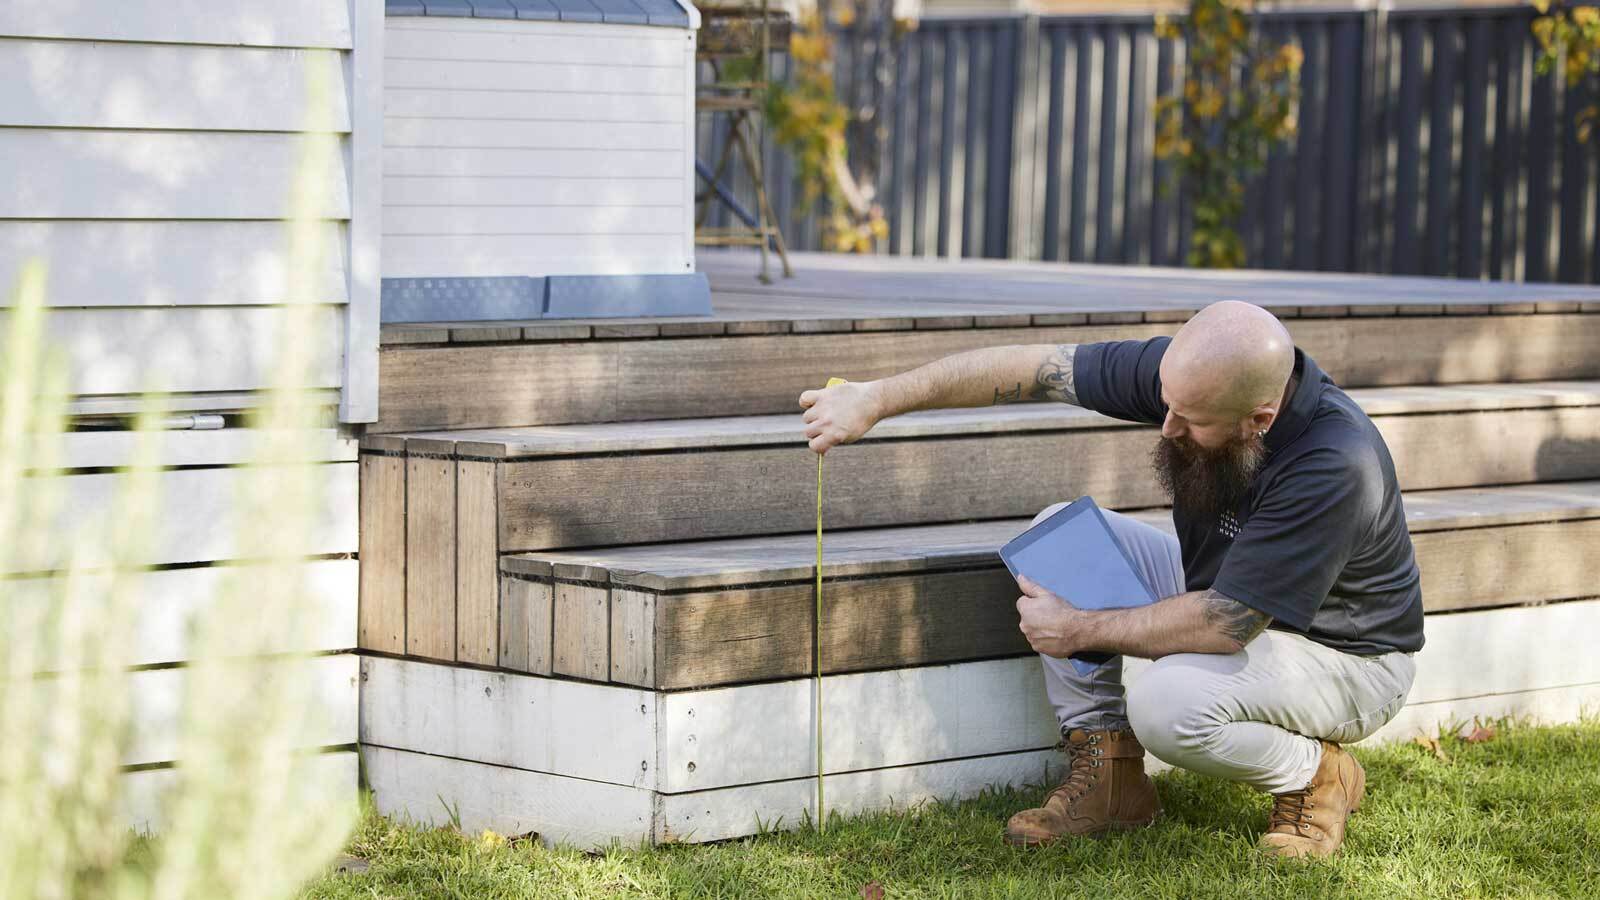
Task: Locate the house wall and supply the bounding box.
[0,0,379,810]
[380,16,697,279]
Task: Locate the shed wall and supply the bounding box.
[380,17,695,279]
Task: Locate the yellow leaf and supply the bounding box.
[1531,0,1552,14]
[1412,734,1451,763]
[1532,18,1556,47]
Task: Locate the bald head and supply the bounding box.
[1162,301,1294,420]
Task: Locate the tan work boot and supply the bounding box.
[1259,740,1367,860]
[1004,728,1161,846]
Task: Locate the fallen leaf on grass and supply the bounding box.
[1413,735,1451,763]
[861,881,886,900]
[1461,720,1498,744]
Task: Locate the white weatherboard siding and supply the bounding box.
[0,3,379,421]
[124,751,359,835]
[364,599,1600,846]
[381,17,696,278]
[0,3,376,809]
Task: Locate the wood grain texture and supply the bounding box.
[455,460,499,666]
[376,342,618,433]
[552,582,609,681]
[358,454,407,654]
[494,398,1600,551]
[500,575,554,675]
[375,314,1600,431]
[404,455,455,662]
[609,588,657,687]
[498,427,1165,551]
[502,482,1600,689]
[650,585,814,689]
[637,571,1027,689]
[1414,520,1600,613]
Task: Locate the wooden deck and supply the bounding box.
[380,250,1600,345]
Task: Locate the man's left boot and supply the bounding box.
[1259,740,1366,860]
[1004,729,1161,846]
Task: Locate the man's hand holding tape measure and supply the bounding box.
[798,378,881,455]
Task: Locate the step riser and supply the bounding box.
[470,404,1600,554]
[375,312,1600,431]
[362,598,1600,847]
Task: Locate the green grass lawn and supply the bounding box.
[303,719,1600,899]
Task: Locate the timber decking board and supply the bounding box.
[404,455,456,661]
[500,573,554,675]
[486,482,1600,688]
[495,427,1167,551]
[552,581,609,682]
[490,415,1596,550]
[387,380,1600,459]
[374,251,1600,349]
[609,588,656,686]
[455,459,500,666]
[501,481,1600,591]
[698,250,1600,310]
[358,454,407,654]
[373,314,1600,431]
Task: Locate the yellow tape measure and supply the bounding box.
[815,376,846,831]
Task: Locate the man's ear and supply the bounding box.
[1246,404,1277,435]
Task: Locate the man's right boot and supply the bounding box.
[1004,728,1161,846]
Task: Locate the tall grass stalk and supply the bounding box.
[0,52,355,899]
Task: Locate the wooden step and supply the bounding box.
[374,307,1600,432]
[359,381,1600,570]
[358,476,1600,685]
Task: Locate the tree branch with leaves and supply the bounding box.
[1154,0,1302,269]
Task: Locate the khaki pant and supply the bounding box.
[1034,504,1417,794]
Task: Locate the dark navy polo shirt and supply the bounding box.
[1074,337,1425,655]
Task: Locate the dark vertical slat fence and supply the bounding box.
[699,5,1598,283]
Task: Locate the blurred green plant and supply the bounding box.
[0,53,354,900]
[1154,0,1302,269]
[763,7,890,253]
[721,1,904,253]
[1532,0,1600,142]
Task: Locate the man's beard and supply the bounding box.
[1151,431,1266,523]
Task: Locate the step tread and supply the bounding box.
[501,481,1600,591]
[375,380,1600,458]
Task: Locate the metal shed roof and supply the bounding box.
[384,0,696,29]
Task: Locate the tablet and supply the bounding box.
[999,496,1159,674]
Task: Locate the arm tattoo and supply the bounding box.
[1030,344,1078,405]
[1198,589,1271,647]
[992,382,1025,405]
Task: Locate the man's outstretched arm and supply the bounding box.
[1015,576,1273,658]
[800,344,1079,454]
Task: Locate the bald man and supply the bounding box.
[799,301,1422,859]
